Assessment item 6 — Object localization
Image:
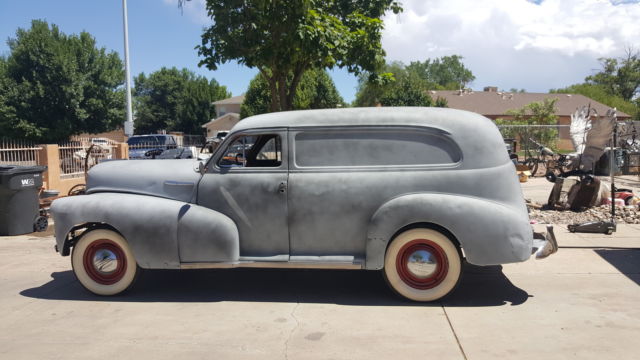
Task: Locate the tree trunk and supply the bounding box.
[267,77,280,112]
[287,67,305,111]
[259,68,280,113]
[277,75,288,111]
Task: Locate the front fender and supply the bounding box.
[365,193,533,269]
[51,193,239,269]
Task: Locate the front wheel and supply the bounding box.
[524,158,539,177]
[71,229,138,296]
[383,228,462,302]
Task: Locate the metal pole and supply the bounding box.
[122,0,134,136]
[610,122,616,223]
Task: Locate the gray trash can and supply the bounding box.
[0,165,48,236]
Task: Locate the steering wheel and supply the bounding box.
[235,153,245,165]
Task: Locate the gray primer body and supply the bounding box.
[52,107,533,270]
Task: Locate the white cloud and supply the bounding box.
[163,0,211,26]
[382,0,640,91]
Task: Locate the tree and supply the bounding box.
[195,0,401,113]
[353,61,433,107]
[495,98,559,149]
[586,48,640,101]
[550,83,639,120]
[353,56,475,107]
[405,55,475,90]
[240,69,344,118]
[0,20,125,142]
[353,61,400,106]
[378,75,432,107]
[133,67,230,134]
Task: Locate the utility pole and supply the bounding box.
[122,0,134,136]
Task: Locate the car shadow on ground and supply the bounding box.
[20,263,530,307]
[594,248,640,286]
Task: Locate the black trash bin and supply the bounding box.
[0,165,48,236]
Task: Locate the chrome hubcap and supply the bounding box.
[406,249,438,278]
[92,249,119,274]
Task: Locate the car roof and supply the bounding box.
[230,107,508,170]
[233,107,489,133]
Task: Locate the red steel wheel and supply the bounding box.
[72,229,138,296]
[395,239,449,290]
[82,239,127,285]
[384,228,462,302]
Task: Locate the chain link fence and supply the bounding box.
[497,123,640,176]
[496,124,571,157]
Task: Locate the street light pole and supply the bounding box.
[122,0,134,136]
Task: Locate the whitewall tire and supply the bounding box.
[71,229,138,296]
[383,228,462,302]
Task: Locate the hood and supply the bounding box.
[86,159,202,202]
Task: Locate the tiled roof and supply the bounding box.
[212,94,245,105]
[201,112,240,128]
[429,90,631,119]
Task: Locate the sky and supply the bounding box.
[1,0,639,103]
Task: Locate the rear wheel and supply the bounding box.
[383,228,462,302]
[71,229,138,296]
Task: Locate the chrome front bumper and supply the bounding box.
[532,225,558,260]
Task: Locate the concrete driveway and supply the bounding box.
[1,224,639,360]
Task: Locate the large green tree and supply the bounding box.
[550,83,639,120]
[0,20,125,142]
[353,56,474,107]
[586,48,640,102]
[405,55,475,90]
[193,0,401,113]
[240,69,344,118]
[133,67,230,134]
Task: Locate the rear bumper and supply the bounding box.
[532,225,558,259]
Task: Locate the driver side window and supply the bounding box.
[218,134,282,168]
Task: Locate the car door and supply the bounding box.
[195,129,289,260]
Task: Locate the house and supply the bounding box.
[430,87,631,150]
[201,94,245,137]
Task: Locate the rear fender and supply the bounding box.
[366,193,533,270]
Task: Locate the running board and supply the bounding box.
[180,261,364,270]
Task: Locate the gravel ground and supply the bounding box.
[524,175,640,225]
[528,204,640,224]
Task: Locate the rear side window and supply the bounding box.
[294,129,461,167]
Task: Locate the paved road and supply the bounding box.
[1,225,639,360]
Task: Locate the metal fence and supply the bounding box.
[496,124,572,155]
[59,138,116,179]
[179,134,206,147]
[0,138,42,166]
[617,121,640,152]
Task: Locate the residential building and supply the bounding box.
[202,94,245,137]
[430,88,631,150]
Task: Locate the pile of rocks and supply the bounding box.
[528,204,640,224]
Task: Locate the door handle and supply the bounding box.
[278,181,287,193]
